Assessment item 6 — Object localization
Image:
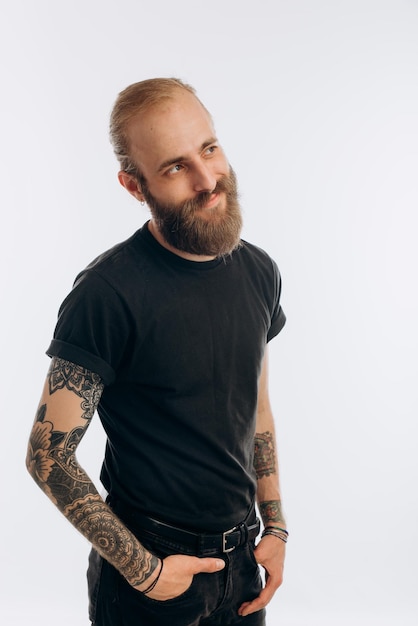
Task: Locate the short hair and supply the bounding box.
[109,77,198,173]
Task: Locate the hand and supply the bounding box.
[135,554,225,601]
[238,534,285,617]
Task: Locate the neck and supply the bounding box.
[148,219,216,262]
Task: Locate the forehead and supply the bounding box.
[127,91,216,173]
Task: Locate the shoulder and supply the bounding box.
[72,226,152,294]
[237,239,281,278]
[83,229,143,274]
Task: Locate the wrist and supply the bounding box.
[264,524,287,532]
[130,556,163,592]
[139,558,164,594]
[261,526,289,543]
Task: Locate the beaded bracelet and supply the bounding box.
[141,559,164,595]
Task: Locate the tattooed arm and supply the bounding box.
[26,357,224,600]
[239,346,286,617]
[26,357,161,591]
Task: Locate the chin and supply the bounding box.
[196,199,227,221]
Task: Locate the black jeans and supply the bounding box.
[88,510,266,626]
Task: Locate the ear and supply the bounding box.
[118,171,145,202]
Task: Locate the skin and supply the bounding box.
[239,348,286,617]
[26,88,286,612]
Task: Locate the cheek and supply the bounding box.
[148,178,191,205]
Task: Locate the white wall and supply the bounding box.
[1,1,417,624]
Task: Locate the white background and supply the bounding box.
[1,1,417,624]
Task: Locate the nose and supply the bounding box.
[191,161,217,193]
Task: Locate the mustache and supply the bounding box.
[184,174,236,212]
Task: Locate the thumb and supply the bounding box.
[192,556,225,574]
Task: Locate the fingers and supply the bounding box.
[163,554,225,576]
[238,571,280,617]
[137,555,225,601]
[238,585,273,617]
[191,556,225,574]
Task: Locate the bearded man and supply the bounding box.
[26,78,288,626]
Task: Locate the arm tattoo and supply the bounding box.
[27,359,158,586]
[65,495,159,586]
[48,357,104,420]
[259,500,285,526]
[254,431,276,478]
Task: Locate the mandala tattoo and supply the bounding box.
[48,357,104,420]
[66,495,159,585]
[259,500,285,526]
[254,431,276,478]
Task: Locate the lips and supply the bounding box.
[197,192,225,212]
[205,192,220,208]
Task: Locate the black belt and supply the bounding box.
[116,505,260,556]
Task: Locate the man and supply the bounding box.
[26,78,287,625]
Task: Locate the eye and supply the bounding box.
[204,145,218,156]
[167,163,184,175]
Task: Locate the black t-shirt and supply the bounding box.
[47,222,285,531]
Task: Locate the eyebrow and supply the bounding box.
[157,137,218,173]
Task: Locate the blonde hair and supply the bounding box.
[109,77,197,173]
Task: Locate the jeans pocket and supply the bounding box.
[246,540,260,569]
[138,573,196,605]
[117,570,217,626]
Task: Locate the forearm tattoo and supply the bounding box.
[65,495,158,586]
[27,358,158,586]
[259,500,286,526]
[254,431,276,478]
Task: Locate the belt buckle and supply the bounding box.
[222,526,237,553]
